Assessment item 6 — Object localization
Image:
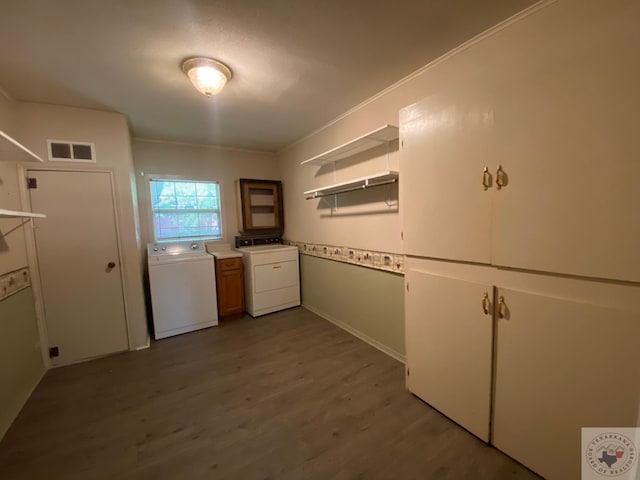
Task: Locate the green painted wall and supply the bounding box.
[0,287,45,440]
[300,254,405,361]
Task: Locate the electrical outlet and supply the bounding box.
[393,255,404,272]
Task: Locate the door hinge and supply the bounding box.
[27,177,38,189]
[48,346,59,358]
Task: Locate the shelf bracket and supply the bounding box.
[0,218,32,238]
[385,139,391,172]
[385,182,397,208]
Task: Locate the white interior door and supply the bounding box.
[405,269,493,441]
[28,170,128,366]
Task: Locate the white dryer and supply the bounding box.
[236,239,300,317]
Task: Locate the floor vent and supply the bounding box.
[47,140,96,163]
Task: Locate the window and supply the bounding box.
[149,178,222,241]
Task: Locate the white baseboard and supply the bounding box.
[303,303,405,364]
[134,336,150,350]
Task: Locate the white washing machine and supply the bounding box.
[236,238,300,317]
[148,240,218,339]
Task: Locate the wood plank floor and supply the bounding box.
[0,307,540,479]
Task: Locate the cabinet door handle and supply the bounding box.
[497,296,506,319]
[482,167,491,190]
[496,165,506,190]
[273,265,282,269]
[481,293,490,314]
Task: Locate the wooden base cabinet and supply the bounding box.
[215,257,245,318]
[405,257,640,480]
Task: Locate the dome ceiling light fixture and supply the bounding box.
[181,57,232,97]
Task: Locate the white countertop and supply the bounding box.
[205,242,243,259]
[210,250,243,259]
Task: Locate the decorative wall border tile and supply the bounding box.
[284,240,404,274]
[0,267,31,301]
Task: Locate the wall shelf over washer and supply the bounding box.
[300,125,399,166]
[304,171,398,199]
[0,209,46,219]
[0,129,44,163]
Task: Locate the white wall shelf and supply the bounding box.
[304,171,398,199]
[300,125,399,166]
[0,129,44,163]
[0,209,46,219]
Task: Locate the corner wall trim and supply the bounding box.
[302,304,405,364]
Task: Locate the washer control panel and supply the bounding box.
[148,241,206,256]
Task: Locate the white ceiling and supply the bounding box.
[0,0,537,152]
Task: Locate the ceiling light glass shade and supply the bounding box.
[182,57,232,96]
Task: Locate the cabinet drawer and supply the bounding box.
[217,257,242,271]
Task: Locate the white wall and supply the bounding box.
[15,103,148,350]
[278,0,573,251]
[0,160,31,274]
[276,0,640,359]
[279,0,640,250]
[0,93,45,440]
[0,93,29,274]
[132,139,279,247]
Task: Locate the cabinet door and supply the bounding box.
[400,83,493,263]
[493,288,640,480]
[405,269,493,441]
[218,268,244,316]
[491,8,640,281]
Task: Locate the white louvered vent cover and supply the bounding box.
[47,140,96,162]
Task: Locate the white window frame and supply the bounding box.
[146,174,224,242]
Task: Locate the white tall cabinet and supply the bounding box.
[401,25,640,283]
[400,2,640,479]
[403,258,640,480]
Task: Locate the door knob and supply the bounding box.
[107,262,116,269]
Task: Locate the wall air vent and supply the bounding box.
[47,140,96,163]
